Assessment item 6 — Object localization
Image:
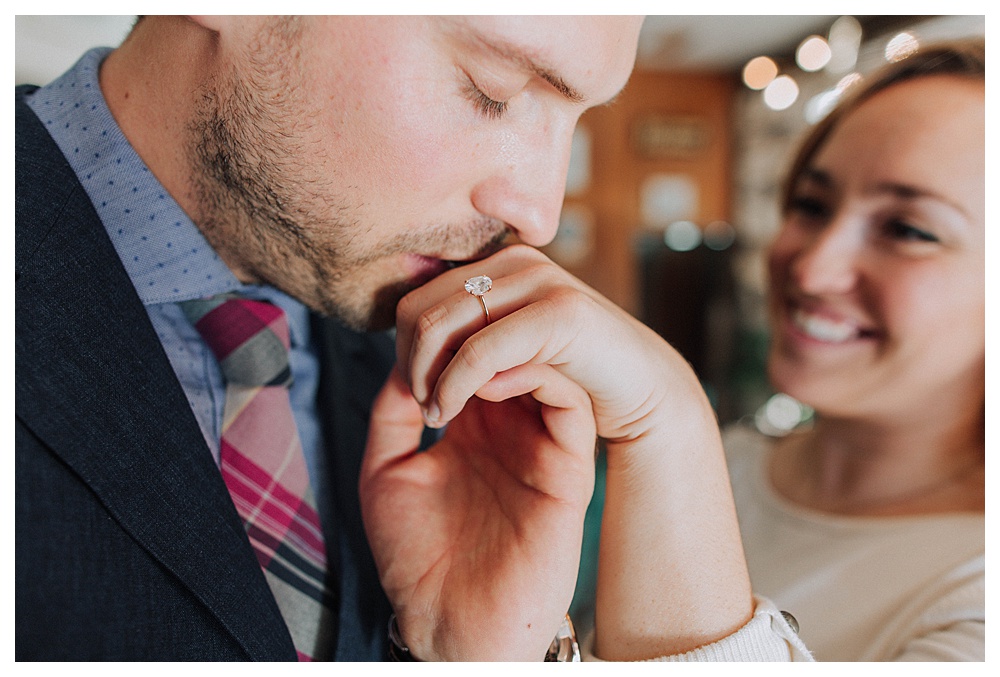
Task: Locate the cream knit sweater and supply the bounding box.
[584,423,983,661]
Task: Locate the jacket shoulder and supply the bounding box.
[16,84,90,274]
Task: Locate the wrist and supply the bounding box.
[387,613,580,662]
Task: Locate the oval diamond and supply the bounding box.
[464,275,493,296]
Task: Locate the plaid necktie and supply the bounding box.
[182,294,333,661]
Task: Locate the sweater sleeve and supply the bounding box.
[582,596,813,662]
[876,557,984,661]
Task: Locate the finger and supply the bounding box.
[395,245,559,400]
[408,263,572,419]
[477,364,597,457]
[395,262,503,389]
[403,288,484,411]
[426,293,593,427]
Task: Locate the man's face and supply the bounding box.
[189,16,642,330]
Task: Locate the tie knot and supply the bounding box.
[181,294,293,388]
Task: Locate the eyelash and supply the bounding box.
[788,194,941,245]
[884,220,939,243]
[787,196,828,221]
[468,84,509,120]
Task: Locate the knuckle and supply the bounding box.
[412,303,452,347]
[546,285,590,316]
[394,290,421,327]
[496,243,550,265]
[527,261,560,286]
[454,337,488,376]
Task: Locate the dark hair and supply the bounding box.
[781,38,985,211]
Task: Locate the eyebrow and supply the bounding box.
[799,167,972,218]
[467,30,586,104]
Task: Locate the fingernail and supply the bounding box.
[422,404,441,428]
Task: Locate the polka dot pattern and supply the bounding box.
[25,49,325,486]
[26,48,238,305]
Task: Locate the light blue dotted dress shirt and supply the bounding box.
[25,48,329,505]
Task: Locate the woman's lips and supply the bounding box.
[785,304,880,345]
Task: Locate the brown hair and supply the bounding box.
[781,38,985,211]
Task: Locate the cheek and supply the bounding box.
[881,267,985,359]
[766,231,798,292]
[348,85,479,201]
[304,36,470,199]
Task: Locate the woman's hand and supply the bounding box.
[360,244,753,661]
[396,245,680,445]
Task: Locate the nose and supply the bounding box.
[470,121,575,247]
[787,217,862,296]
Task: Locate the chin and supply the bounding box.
[330,281,413,333]
[320,300,396,333]
[767,355,821,410]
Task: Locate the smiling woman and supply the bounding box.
[767,47,985,427]
[722,39,985,660]
[565,38,985,663]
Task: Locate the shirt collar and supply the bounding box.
[28,47,240,305]
[26,48,313,345]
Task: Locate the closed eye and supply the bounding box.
[467,82,509,120]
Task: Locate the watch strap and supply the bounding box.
[386,613,581,661]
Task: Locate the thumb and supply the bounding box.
[361,366,428,482]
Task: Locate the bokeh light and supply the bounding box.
[827,16,862,73]
[763,75,799,111]
[743,55,778,90]
[703,221,736,251]
[754,393,814,436]
[835,72,864,94]
[885,32,919,62]
[804,89,840,124]
[796,35,832,72]
[664,220,702,252]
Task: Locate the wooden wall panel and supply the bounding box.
[546,70,737,317]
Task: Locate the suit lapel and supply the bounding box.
[15,96,295,660]
[313,321,438,660]
[314,320,396,660]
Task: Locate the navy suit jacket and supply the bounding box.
[15,85,395,660]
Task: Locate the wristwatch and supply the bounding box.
[387,613,581,661]
[544,614,581,661]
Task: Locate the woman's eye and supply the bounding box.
[787,196,829,221]
[468,83,509,120]
[885,219,939,243]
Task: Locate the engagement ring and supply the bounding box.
[464,275,492,326]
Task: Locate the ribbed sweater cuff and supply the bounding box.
[582,595,813,662]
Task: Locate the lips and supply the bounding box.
[402,249,492,287]
[402,254,451,285]
[785,303,880,345]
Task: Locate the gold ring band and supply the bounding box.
[464,275,493,327]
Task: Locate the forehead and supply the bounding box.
[815,76,984,193]
[440,16,643,104]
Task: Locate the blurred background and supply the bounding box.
[15,14,986,428]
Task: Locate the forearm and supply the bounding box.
[586,596,810,661]
[593,367,753,660]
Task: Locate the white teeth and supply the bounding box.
[792,309,857,343]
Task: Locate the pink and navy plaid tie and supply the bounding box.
[182,295,333,661]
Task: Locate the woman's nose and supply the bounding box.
[790,220,862,296]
